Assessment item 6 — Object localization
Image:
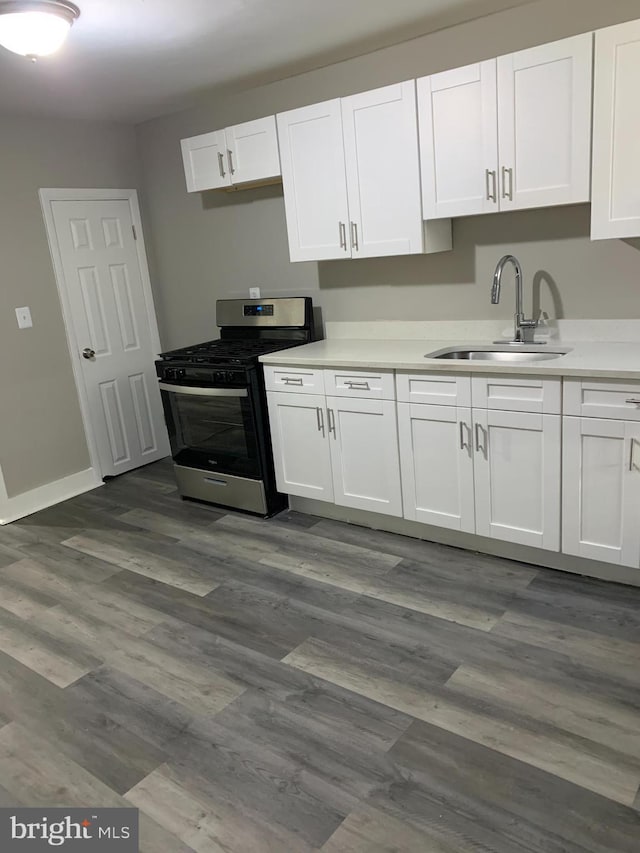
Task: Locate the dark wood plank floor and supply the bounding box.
[0,458,639,852]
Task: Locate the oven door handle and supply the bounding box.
[158,382,248,398]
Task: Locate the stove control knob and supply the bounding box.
[164,368,176,380]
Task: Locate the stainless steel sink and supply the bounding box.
[425,346,570,363]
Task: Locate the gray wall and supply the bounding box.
[137,0,640,352]
[0,115,139,498]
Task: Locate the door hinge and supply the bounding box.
[132,225,137,240]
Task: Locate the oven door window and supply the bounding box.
[161,387,261,478]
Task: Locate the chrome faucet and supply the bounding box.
[491,254,540,344]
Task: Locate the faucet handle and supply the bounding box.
[520,318,538,328]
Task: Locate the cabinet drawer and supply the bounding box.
[472,375,561,413]
[564,378,640,420]
[263,365,325,394]
[396,372,471,406]
[324,369,395,400]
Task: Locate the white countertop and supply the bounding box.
[260,338,640,380]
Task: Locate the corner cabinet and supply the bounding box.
[265,367,402,517]
[276,82,452,262]
[418,33,593,218]
[181,115,281,192]
[591,19,640,240]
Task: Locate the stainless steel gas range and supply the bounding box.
[155,297,314,516]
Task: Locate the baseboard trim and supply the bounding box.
[290,497,640,588]
[0,468,102,525]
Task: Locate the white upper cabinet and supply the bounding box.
[591,19,640,240]
[418,61,499,219]
[497,33,593,211]
[181,130,231,192]
[277,83,452,262]
[341,81,425,257]
[418,33,592,217]
[276,99,351,262]
[181,116,281,193]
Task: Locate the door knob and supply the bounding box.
[82,347,96,359]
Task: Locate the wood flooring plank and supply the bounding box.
[126,763,315,853]
[61,534,222,596]
[387,718,640,853]
[321,806,458,853]
[0,572,59,620]
[284,636,640,807]
[0,606,98,687]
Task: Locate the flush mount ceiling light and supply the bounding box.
[0,1,80,60]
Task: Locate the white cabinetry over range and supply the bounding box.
[418,33,593,218]
[276,82,452,262]
[181,116,281,192]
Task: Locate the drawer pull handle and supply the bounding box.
[626,398,640,405]
[283,377,304,386]
[204,477,228,487]
[345,380,370,390]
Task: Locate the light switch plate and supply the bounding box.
[15,306,32,329]
[249,287,260,299]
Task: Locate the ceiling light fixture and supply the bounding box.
[0,1,80,61]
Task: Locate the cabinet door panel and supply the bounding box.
[474,410,560,550]
[226,116,281,185]
[341,81,424,257]
[181,130,231,191]
[398,403,475,532]
[266,392,333,501]
[277,100,350,262]
[418,61,498,218]
[592,20,640,239]
[498,33,592,210]
[327,396,402,516]
[562,417,640,567]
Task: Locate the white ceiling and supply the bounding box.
[0,0,536,123]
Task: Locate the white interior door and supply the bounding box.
[473,409,561,550]
[225,116,281,185]
[398,403,475,532]
[497,33,593,211]
[180,130,231,191]
[341,81,424,257]
[418,61,499,218]
[562,417,640,567]
[266,391,334,501]
[46,195,169,479]
[276,100,350,262]
[326,395,402,517]
[591,19,640,240]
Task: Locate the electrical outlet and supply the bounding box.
[15,306,32,329]
[249,287,261,299]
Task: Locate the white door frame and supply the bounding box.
[39,188,164,481]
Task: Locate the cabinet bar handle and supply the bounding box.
[227,149,235,175]
[283,377,303,386]
[217,151,226,178]
[350,221,359,252]
[316,406,325,434]
[339,221,347,250]
[485,169,497,202]
[328,408,336,437]
[459,420,469,450]
[625,398,640,405]
[345,380,370,390]
[629,438,637,472]
[502,166,513,200]
[475,422,487,455]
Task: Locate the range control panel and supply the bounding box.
[243,304,274,317]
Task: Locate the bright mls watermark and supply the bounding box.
[0,808,138,851]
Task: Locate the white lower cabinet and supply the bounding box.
[266,391,334,502]
[473,409,561,550]
[562,417,640,567]
[398,403,475,532]
[266,385,402,516]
